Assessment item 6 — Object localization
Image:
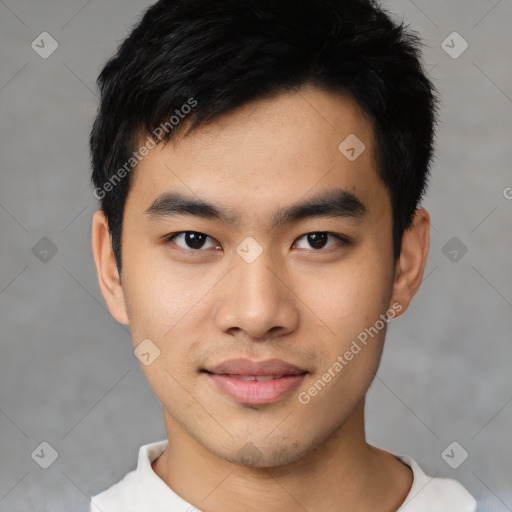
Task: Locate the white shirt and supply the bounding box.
[90,440,477,512]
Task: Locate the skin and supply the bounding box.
[92,86,430,512]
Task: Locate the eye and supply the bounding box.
[166,231,220,251]
[293,232,349,251]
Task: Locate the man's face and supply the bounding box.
[120,87,397,466]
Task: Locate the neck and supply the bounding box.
[152,400,412,512]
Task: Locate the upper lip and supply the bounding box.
[204,358,307,376]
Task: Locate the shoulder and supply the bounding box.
[396,455,477,512]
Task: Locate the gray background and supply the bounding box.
[0,1,511,511]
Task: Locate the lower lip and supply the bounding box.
[205,372,307,405]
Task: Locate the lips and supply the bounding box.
[204,358,306,377]
[202,358,308,405]
[224,374,286,381]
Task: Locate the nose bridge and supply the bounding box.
[234,247,282,311]
[213,244,299,338]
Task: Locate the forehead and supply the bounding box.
[126,86,389,228]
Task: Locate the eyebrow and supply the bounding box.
[144,187,367,227]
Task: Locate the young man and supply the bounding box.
[89,0,477,510]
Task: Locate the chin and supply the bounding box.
[208,435,312,468]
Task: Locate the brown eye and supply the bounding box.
[306,233,328,249]
[294,232,348,251]
[167,231,219,251]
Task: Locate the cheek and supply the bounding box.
[293,253,392,343]
[122,254,223,388]
[294,259,392,415]
[123,263,207,399]
[123,243,208,332]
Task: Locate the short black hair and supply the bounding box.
[90,0,438,274]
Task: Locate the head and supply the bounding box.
[91,0,437,467]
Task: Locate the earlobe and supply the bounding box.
[390,208,430,317]
[91,210,130,325]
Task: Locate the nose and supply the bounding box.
[213,248,300,340]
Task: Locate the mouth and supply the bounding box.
[208,374,293,381]
[201,358,308,405]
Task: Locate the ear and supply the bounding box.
[91,210,129,325]
[390,208,430,317]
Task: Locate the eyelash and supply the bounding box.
[164,231,350,253]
